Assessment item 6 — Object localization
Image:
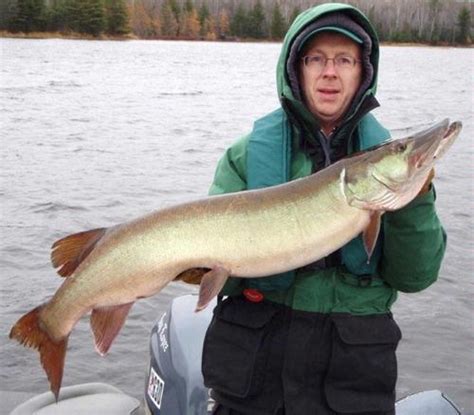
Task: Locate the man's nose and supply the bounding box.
[321,59,337,77]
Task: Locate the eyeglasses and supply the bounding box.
[301,53,361,73]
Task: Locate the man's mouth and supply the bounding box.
[317,88,340,98]
[318,88,339,94]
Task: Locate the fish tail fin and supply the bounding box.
[9,305,68,401]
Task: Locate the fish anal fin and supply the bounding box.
[175,267,210,285]
[196,266,230,312]
[9,305,68,402]
[51,228,107,277]
[90,302,134,356]
[363,212,383,263]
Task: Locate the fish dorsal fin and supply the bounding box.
[91,302,134,356]
[51,228,107,277]
[363,212,383,263]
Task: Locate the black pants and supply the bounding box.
[212,404,394,415]
[212,404,284,415]
[203,296,401,415]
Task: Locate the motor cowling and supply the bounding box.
[145,295,215,415]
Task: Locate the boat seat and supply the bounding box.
[10,382,142,415]
[395,390,462,415]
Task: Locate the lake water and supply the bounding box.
[1,38,473,413]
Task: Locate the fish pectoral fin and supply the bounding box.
[9,304,68,402]
[51,228,108,277]
[363,211,383,263]
[90,302,134,356]
[195,266,230,312]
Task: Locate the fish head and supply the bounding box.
[343,119,461,211]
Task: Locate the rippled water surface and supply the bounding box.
[1,39,473,412]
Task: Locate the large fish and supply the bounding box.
[10,119,461,400]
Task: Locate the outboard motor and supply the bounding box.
[144,294,467,415]
[145,294,216,415]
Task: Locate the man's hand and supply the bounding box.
[418,168,435,195]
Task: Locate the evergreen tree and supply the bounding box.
[0,0,17,30]
[105,0,129,35]
[80,0,106,36]
[230,3,248,37]
[8,0,46,33]
[46,0,68,32]
[289,6,301,26]
[198,3,210,37]
[270,2,287,40]
[160,0,178,37]
[62,0,105,36]
[169,0,181,35]
[169,0,181,20]
[63,0,84,33]
[248,0,266,39]
[184,0,194,14]
[457,6,471,44]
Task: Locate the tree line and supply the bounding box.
[1,0,472,45]
[2,0,129,36]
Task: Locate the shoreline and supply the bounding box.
[1,30,472,48]
[0,30,137,41]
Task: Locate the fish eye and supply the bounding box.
[396,143,407,152]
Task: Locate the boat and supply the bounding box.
[6,295,464,414]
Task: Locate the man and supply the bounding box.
[202,3,445,414]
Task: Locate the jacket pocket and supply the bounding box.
[202,296,278,398]
[325,313,402,413]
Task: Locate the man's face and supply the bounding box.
[299,32,363,133]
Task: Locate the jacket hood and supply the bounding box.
[276,3,381,125]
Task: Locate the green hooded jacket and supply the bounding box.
[208,3,446,315]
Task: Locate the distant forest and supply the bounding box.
[1,0,472,45]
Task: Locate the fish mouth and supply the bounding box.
[434,121,462,160]
[408,119,449,169]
